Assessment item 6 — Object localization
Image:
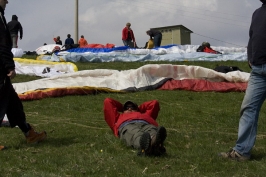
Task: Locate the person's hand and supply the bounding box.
[7,69,16,79]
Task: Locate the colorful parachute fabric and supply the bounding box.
[34,44,247,63]
[14,64,249,101]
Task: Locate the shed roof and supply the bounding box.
[151,25,193,33]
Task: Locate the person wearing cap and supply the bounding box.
[103,97,167,156]
[122,22,136,48]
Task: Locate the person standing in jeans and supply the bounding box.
[122,22,136,48]
[220,0,266,161]
[7,14,23,48]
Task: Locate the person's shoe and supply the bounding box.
[151,126,167,146]
[25,125,47,144]
[151,126,167,156]
[138,132,151,156]
[0,145,6,150]
[219,149,250,161]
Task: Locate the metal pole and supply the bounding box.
[75,0,79,43]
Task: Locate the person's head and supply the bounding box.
[202,41,210,48]
[126,22,131,28]
[67,34,71,38]
[43,43,47,45]
[11,15,17,20]
[261,0,266,3]
[146,30,150,35]
[0,0,8,10]
[81,35,84,38]
[57,36,60,40]
[123,101,138,113]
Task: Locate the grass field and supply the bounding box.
[1,60,266,177]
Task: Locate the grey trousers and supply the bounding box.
[119,122,158,149]
[10,34,18,48]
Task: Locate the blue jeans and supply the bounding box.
[233,64,266,157]
[122,40,134,48]
[153,33,162,48]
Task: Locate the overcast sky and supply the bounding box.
[4,0,262,51]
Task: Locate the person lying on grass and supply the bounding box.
[103,97,167,156]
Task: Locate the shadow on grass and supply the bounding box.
[251,152,266,161]
[42,136,79,147]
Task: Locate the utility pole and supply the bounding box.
[75,0,79,43]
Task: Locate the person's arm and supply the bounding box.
[0,14,15,74]
[103,98,123,134]
[138,100,160,120]
[131,30,135,42]
[131,30,136,47]
[196,46,204,52]
[147,30,153,40]
[247,22,253,68]
[19,22,23,40]
[122,27,127,40]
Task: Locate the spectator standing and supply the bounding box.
[219,0,266,161]
[78,35,88,48]
[65,34,74,45]
[7,14,23,48]
[122,22,136,48]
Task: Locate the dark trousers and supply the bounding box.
[122,40,135,48]
[0,77,26,128]
[119,122,158,149]
[154,33,162,48]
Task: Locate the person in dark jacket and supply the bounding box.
[219,0,266,161]
[64,34,74,45]
[7,14,23,48]
[0,0,47,151]
[104,98,167,156]
[146,29,162,48]
[53,36,62,45]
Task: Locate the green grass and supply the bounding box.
[2,60,266,177]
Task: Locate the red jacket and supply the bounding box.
[203,47,221,54]
[122,27,135,42]
[104,98,159,137]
